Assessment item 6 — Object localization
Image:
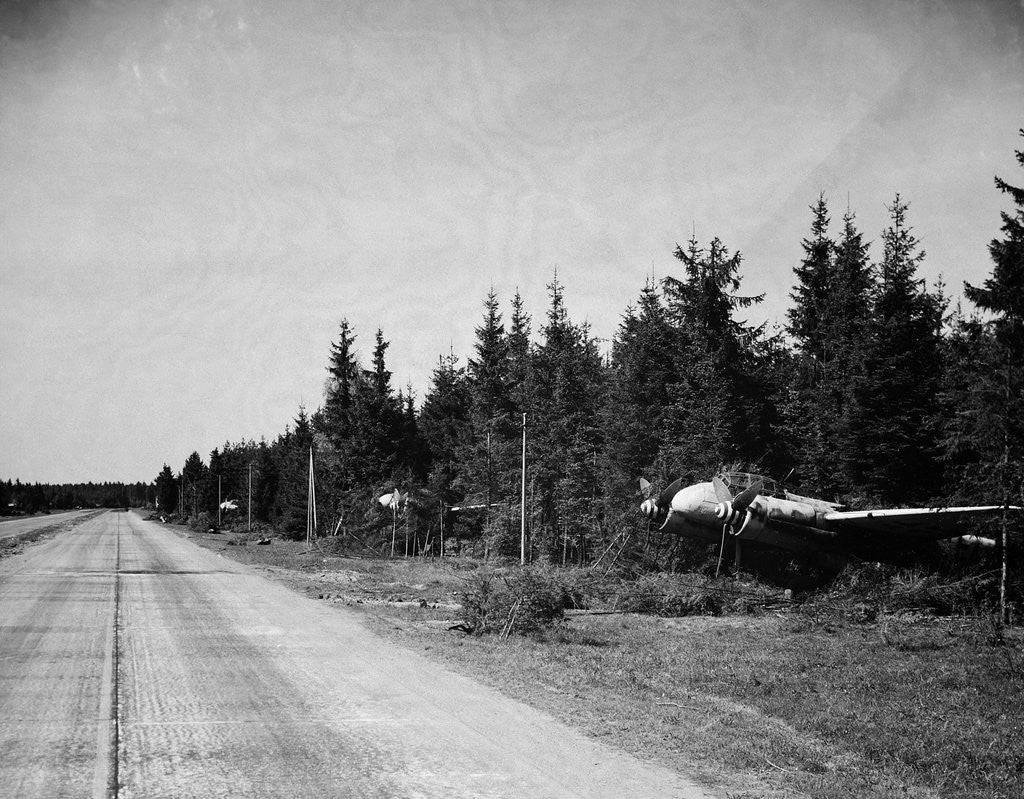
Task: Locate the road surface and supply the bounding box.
[0,511,711,798]
[0,509,97,540]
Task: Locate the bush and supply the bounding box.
[798,561,1008,623]
[620,573,714,616]
[610,572,784,617]
[455,566,571,636]
[187,511,214,533]
[614,573,725,616]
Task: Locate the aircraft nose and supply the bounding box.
[670,483,719,524]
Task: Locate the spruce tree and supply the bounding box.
[530,275,605,562]
[456,290,518,528]
[253,438,278,523]
[507,289,534,416]
[944,130,1024,619]
[844,196,945,504]
[203,447,224,514]
[468,289,510,422]
[420,350,472,514]
[275,407,315,537]
[155,465,177,514]
[322,319,359,450]
[181,451,208,520]
[785,199,875,497]
[603,280,678,486]
[785,197,836,495]
[787,194,834,359]
[660,236,771,475]
[346,329,402,489]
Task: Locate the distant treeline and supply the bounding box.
[151,131,1023,569]
[0,479,151,514]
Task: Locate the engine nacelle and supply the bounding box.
[729,497,820,545]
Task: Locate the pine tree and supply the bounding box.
[322,319,359,450]
[420,350,472,513]
[845,196,945,504]
[203,447,224,514]
[660,236,772,475]
[603,280,678,485]
[274,407,315,538]
[181,451,208,520]
[468,288,510,422]
[155,465,178,514]
[828,208,875,367]
[346,329,402,489]
[253,438,278,523]
[507,289,534,416]
[530,275,605,562]
[396,386,429,478]
[785,199,875,497]
[943,130,1024,619]
[787,194,834,359]
[785,197,835,495]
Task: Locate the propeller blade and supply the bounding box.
[731,481,763,513]
[712,476,732,504]
[639,477,652,497]
[656,477,684,510]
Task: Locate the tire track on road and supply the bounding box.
[92,513,121,799]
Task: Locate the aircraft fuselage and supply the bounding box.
[650,480,842,556]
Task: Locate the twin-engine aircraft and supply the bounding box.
[640,472,1014,569]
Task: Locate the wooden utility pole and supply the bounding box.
[520,413,527,566]
[247,463,252,534]
[306,447,317,551]
[439,501,445,560]
[486,426,492,533]
[390,495,398,558]
[217,475,222,527]
[1000,351,1011,625]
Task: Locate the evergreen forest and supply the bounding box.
[12,133,1024,579]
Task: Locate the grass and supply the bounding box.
[176,526,1024,799]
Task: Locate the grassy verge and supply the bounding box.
[178,528,1024,799]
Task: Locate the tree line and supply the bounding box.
[147,131,1023,569]
[0,479,152,514]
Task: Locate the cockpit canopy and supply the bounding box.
[718,472,787,500]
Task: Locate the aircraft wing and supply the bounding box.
[823,505,1017,540]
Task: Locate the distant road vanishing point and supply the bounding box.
[0,509,96,541]
[0,511,710,798]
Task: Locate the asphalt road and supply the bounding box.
[0,509,97,540]
[0,511,710,798]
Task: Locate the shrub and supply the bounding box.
[614,573,726,616]
[798,561,1008,623]
[454,566,570,636]
[187,511,214,533]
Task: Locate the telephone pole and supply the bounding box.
[247,463,252,534]
[306,447,317,551]
[520,413,527,566]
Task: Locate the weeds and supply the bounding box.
[454,566,571,636]
[185,532,1024,798]
[613,572,784,616]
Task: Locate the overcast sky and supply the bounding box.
[2,0,1022,484]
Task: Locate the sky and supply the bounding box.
[1,0,1023,484]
